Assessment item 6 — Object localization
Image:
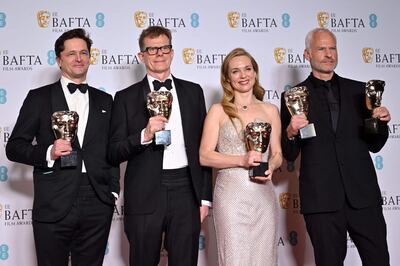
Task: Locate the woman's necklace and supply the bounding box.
[236,102,251,111]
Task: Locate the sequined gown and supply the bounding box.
[213,119,278,266]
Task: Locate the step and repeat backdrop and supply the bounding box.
[1,0,399,265]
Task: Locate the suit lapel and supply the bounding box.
[82,87,96,147]
[173,76,190,142]
[50,81,69,113]
[336,76,348,136]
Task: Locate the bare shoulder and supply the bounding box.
[207,103,229,126]
[257,100,279,115]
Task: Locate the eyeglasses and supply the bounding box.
[142,45,173,55]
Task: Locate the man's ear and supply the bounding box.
[304,49,310,62]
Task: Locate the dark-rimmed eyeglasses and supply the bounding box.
[142,45,173,55]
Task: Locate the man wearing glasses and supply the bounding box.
[108,26,212,266]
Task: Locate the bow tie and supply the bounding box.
[153,79,172,91]
[67,83,88,94]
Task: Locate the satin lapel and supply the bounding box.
[82,87,97,148]
[173,76,190,140]
[336,77,347,136]
[50,81,69,113]
[141,76,151,103]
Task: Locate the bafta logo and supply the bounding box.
[37,10,51,28]
[274,48,286,64]
[317,11,329,28]
[90,48,100,65]
[279,192,291,209]
[362,47,374,63]
[134,11,148,28]
[227,11,240,28]
[182,48,195,64]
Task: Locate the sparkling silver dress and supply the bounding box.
[213,119,278,266]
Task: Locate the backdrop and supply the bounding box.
[1,0,399,265]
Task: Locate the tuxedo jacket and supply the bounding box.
[280,73,388,214]
[6,81,120,222]
[108,76,212,214]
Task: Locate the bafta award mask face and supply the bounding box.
[365,80,385,111]
[37,11,51,28]
[245,122,271,153]
[90,48,100,65]
[317,12,329,28]
[227,12,240,28]
[279,192,291,209]
[182,48,195,64]
[362,48,374,63]
[147,91,173,119]
[134,11,148,28]
[274,48,286,64]
[284,86,310,116]
[51,111,79,142]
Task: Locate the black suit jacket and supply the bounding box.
[108,76,212,214]
[280,73,388,214]
[6,81,120,222]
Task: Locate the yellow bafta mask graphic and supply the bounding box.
[279,193,291,209]
[37,10,51,28]
[362,47,374,63]
[227,12,240,28]
[317,11,329,28]
[90,48,101,65]
[182,48,195,64]
[134,11,148,28]
[274,48,286,64]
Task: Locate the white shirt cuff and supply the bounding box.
[201,200,212,207]
[46,145,55,168]
[111,192,119,200]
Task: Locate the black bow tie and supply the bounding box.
[153,79,172,91]
[67,83,88,94]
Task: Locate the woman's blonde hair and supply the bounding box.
[220,48,265,124]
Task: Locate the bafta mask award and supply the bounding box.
[245,122,271,179]
[147,91,173,145]
[365,80,386,135]
[284,86,316,139]
[51,111,79,167]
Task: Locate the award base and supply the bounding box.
[155,130,171,146]
[249,162,268,178]
[300,123,316,139]
[365,118,387,135]
[60,150,78,168]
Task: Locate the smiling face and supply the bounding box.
[56,38,90,83]
[138,34,174,80]
[304,31,338,80]
[227,55,256,94]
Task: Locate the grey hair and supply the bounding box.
[305,28,336,51]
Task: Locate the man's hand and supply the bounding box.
[50,139,72,160]
[144,116,168,142]
[286,114,309,139]
[200,205,209,223]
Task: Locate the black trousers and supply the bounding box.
[304,200,390,266]
[32,184,114,266]
[125,167,201,266]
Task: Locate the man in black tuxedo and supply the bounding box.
[108,26,212,266]
[280,28,391,266]
[6,28,119,266]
